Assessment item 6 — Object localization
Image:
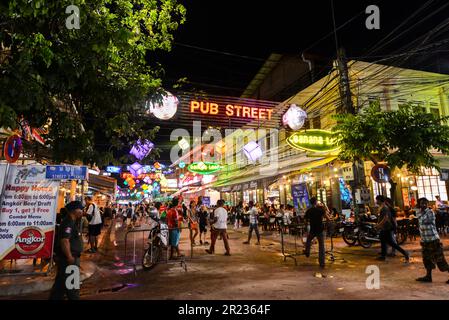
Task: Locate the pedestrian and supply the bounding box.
[375,195,410,262]
[304,197,333,268]
[84,196,102,253]
[206,199,231,256]
[243,201,260,245]
[167,198,183,259]
[415,197,449,283]
[49,201,84,300]
[126,202,134,228]
[234,201,244,229]
[198,200,209,245]
[188,200,199,245]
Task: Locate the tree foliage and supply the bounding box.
[333,101,449,173]
[0,0,186,165]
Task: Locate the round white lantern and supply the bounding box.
[282,104,307,130]
[146,91,179,120]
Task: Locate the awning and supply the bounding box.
[88,174,117,195]
[214,156,336,188]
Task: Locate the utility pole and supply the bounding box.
[335,48,366,219]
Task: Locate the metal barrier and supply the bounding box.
[278,220,346,265]
[278,221,307,266]
[123,224,194,275]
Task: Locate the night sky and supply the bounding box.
[147,0,449,163]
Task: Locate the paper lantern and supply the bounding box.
[178,137,190,150]
[129,162,143,178]
[282,104,307,130]
[243,141,263,163]
[154,162,161,170]
[179,173,185,179]
[143,176,152,184]
[215,141,226,154]
[178,161,186,169]
[146,91,178,120]
[129,139,154,160]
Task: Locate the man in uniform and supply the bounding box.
[49,201,84,300]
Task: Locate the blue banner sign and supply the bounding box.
[106,166,121,173]
[45,165,88,180]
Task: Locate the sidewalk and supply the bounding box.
[0,220,112,297]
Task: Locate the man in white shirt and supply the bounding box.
[205,200,230,256]
[85,196,102,253]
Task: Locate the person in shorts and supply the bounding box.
[85,196,102,253]
[167,198,182,259]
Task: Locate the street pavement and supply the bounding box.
[5,218,449,300]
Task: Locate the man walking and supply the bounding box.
[206,200,231,256]
[375,195,409,262]
[49,201,84,300]
[416,197,449,283]
[85,196,102,253]
[243,201,260,245]
[304,197,332,268]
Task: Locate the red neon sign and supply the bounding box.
[190,100,273,120]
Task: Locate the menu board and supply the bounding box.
[0,165,59,260]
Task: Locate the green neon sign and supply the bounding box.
[187,162,221,174]
[286,129,339,153]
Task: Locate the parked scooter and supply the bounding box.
[142,216,169,270]
[342,220,359,246]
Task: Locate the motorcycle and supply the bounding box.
[342,221,359,246]
[357,222,380,248]
[142,217,169,270]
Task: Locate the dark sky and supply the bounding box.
[160,0,449,94]
[147,0,449,163]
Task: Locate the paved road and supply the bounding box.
[10,219,449,300]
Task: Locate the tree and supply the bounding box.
[0,0,186,166]
[333,101,449,199]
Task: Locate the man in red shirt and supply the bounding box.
[167,198,182,259]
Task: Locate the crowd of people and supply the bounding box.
[50,192,449,300]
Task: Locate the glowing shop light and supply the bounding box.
[179,161,186,169]
[154,162,161,170]
[243,141,263,163]
[146,91,178,120]
[106,166,121,173]
[282,104,307,131]
[178,137,190,150]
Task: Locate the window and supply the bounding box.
[416,168,448,201]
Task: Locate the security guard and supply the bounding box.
[49,201,84,300]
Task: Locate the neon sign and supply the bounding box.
[187,162,221,174]
[189,100,273,120]
[286,130,339,153]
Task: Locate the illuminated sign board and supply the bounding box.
[106,166,121,173]
[286,130,339,153]
[189,100,273,120]
[187,162,221,175]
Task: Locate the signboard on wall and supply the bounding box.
[0,165,59,260]
[292,183,310,210]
